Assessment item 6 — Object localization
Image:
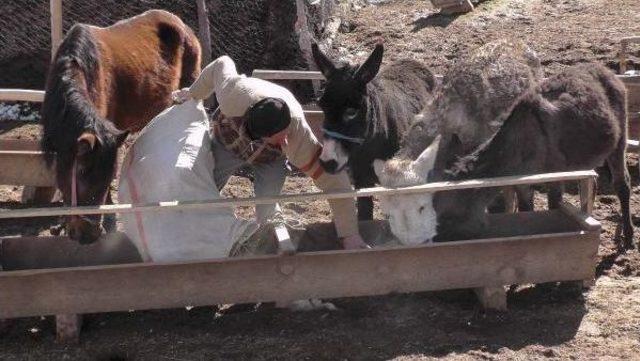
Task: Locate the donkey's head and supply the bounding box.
[373,136,440,245]
[312,42,384,173]
[57,126,128,244]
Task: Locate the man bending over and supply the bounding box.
[173,56,368,249]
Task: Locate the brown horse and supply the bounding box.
[41,10,201,244]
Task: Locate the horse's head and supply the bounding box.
[373,136,440,245]
[312,42,384,173]
[59,128,128,244]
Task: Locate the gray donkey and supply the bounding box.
[375,64,634,249]
[400,39,543,210]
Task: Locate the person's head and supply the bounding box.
[245,97,291,146]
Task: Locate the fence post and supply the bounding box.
[195,0,213,107]
[195,0,212,65]
[579,176,595,215]
[50,0,63,59]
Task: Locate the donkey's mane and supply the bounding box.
[41,25,120,174]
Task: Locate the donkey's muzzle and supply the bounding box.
[66,216,103,245]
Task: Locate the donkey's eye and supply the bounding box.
[343,107,358,121]
[419,206,425,213]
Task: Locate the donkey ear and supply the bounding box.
[115,130,130,146]
[355,43,384,85]
[373,159,387,181]
[76,132,98,157]
[411,135,441,179]
[311,42,336,78]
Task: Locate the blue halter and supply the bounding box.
[322,128,365,145]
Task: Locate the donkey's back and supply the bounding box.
[375,58,437,115]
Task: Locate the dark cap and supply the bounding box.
[245,97,291,140]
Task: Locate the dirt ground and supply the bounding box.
[2,0,640,360]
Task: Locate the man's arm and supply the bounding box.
[284,112,359,238]
[187,58,219,101]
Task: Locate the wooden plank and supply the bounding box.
[0,170,598,219]
[0,235,141,271]
[49,0,63,59]
[618,75,640,85]
[431,0,466,6]
[474,287,507,311]
[252,70,325,80]
[252,69,445,84]
[431,0,474,14]
[195,0,214,108]
[620,39,629,74]
[0,89,45,103]
[55,314,81,344]
[621,36,640,45]
[0,139,41,151]
[0,228,599,318]
[558,202,601,231]
[195,0,212,65]
[0,151,56,187]
[303,110,324,122]
[502,186,517,213]
[579,177,595,214]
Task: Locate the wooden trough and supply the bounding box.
[0,139,55,188]
[0,170,601,342]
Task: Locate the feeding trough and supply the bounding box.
[0,170,601,341]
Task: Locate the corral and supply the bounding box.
[1,1,640,360]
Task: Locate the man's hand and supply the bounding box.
[172,88,192,104]
[341,234,371,250]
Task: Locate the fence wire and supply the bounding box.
[0,0,329,101]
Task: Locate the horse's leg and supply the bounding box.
[515,185,534,212]
[547,182,564,209]
[607,139,634,249]
[103,191,117,233]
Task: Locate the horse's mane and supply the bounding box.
[40,24,119,171]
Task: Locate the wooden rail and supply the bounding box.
[0,150,55,187]
[49,0,63,58]
[0,89,45,103]
[0,170,597,220]
[0,210,599,319]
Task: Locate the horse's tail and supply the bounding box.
[41,24,103,168]
[179,24,202,88]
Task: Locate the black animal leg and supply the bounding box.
[103,190,117,233]
[354,176,375,221]
[547,182,564,209]
[515,185,534,212]
[607,141,634,249]
[357,196,374,221]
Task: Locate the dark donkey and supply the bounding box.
[375,64,634,248]
[312,42,436,220]
[41,10,201,244]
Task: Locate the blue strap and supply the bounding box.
[322,128,365,145]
